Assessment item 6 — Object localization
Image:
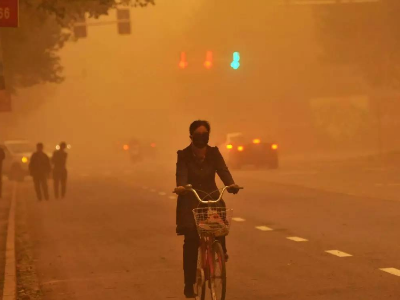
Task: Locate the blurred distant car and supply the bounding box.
[221,132,279,169]
[123,138,142,163]
[122,138,158,163]
[0,140,35,181]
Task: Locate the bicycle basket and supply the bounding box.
[192,207,233,237]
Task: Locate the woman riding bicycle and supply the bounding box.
[174,120,240,298]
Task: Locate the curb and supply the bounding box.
[2,182,17,300]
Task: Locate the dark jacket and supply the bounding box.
[175,145,235,235]
[29,152,51,177]
[51,150,67,172]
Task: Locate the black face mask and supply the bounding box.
[192,132,209,149]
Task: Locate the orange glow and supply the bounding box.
[123,144,129,151]
[204,51,213,69]
[179,52,188,69]
[253,139,261,144]
[204,60,212,69]
[238,146,244,152]
[150,143,156,148]
[227,144,233,150]
[271,144,278,150]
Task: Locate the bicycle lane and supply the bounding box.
[229,173,400,270]
[120,165,400,298]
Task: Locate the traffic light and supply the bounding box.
[204,51,213,69]
[73,15,87,39]
[179,52,188,69]
[117,8,131,35]
[231,52,240,70]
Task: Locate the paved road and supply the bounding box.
[15,161,400,299]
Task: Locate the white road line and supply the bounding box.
[287,236,308,242]
[2,182,17,300]
[325,250,352,257]
[80,174,89,177]
[168,196,177,200]
[232,217,246,222]
[255,226,273,231]
[142,186,148,190]
[150,189,156,193]
[158,192,167,196]
[380,268,400,277]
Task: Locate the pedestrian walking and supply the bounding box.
[0,147,5,198]
[52,142,68,199]
[29,143,51,201]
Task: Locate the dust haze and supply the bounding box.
[1,0,398,166]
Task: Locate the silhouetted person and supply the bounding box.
[29,143,51,201]
[52,142,68,199]
[0,147,5,199]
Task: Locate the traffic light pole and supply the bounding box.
[73,8,131,38]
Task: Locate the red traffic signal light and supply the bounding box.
[179,52,188,69]
[204,51,213,69]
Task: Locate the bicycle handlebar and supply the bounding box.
[182,184,244,204]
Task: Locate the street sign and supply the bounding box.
[0,0,19,28]
[117,8,131,35]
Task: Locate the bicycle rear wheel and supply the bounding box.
[196,247,206,300]
[209,241,226,300]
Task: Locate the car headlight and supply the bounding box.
[21,157,28,163]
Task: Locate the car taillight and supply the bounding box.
[123,144,129,151]
[238,146,244,152]
[253,139,261,144]
[227,144,233,150]
[271,144,278,150]
[150,143,156,148]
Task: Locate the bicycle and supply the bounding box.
[181,184,243,300]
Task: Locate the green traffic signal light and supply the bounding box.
[231,52,240,70]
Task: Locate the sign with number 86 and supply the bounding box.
[0,0,18,27]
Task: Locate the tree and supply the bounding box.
[1,0,154,95]
[314,0,400,89]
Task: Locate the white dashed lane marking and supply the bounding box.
[325,250,352,257]
[158,192,167,196]
[142,186,148,190]
[232,217,246,222]
[255,226,273,231]
[380,268,400,277]
[287,236,308,242]
[168,196,177,200]
[150,189,156,193]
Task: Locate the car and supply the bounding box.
[220,133,279,169]
[121,138,159,163]
[0,140,35,181]
[122,138,143,163]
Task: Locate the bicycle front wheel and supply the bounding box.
[196,246,206,300]
[209,241,226,300]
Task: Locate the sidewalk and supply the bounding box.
[0,179,12,297]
